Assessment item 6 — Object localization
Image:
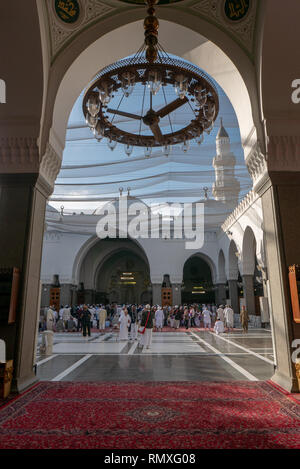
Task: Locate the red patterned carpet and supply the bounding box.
[0,381,300,449]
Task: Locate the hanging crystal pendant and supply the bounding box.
[174,74,188,100]
[147,70,162,96]
[144,146,152,158]
[93,123,105,142]
[205,98,216,120]
[87,91,100,117]
[195,130,204,145]
[195,87,207,108]
[121,72,135,98]
[107,138,117,151]
[99,81,112,107]
[86,112,97,129]
[162,144,172,157]
[124,144,133,156]
[181,139,190,153]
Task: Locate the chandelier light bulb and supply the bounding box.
[107,138,117,151]
[195,132,204,145]
[85,113,97,129]
[147,70,162,96]
[181,139,190,153]
[87,92,100,117]
[144,146,152,158]
[121,71,135,98]
[163,144,172,157]
[93,123,105,142]
[125,144,133,156]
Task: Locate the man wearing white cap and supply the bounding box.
[155,306,164,332]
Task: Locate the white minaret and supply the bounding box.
[212,118,240,208]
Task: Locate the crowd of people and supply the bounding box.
[41,302,250,345]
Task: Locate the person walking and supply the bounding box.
[203,307,212,330]
[224,305,235,332]
[139,304,155,349]
[119,308,131,341]
[155,306,164,332]
[240,305,249,333]
[99,305,107,331]
[81,305,92,338]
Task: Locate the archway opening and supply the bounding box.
[182,255,215,304]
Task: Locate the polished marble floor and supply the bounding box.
[36,328,275,382]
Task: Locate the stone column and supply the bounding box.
[242,275,256,315]
[0,140,61,392]
[152,284,162,305]
[228,279,240,314]
[0,173,51,391]
[247,137,300,392]
[215,283,227,306]
[172,284,182,306]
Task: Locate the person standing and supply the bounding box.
[224,305,234,332]
[140,304,155,349]
[99,305,107,331]
[119,308,131,341]
[46,306,55,331]
[155,306,164,332]
[216,305,225,323]
[62,305,71,330]
[81,305,92,338]
[130,305,138,341]
[240,305,249,333]
[203,307,212,330]
[183,308,189,330]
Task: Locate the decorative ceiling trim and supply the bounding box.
[46,0,118,61]
[189,0,258,59]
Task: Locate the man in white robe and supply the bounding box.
[216,305,225,323]
[118,309,131,341]
[46,306,55,331]
[155,307,164,332]
[202,308,212,329]
[99,305,107,331]
[214,318,225,335]
[224,306,234,331]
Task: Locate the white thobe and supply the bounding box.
[214,320,225,335]
[99,308,107,329]
[155,309,164,329]
[224,308,234,328]
[217,308,225,322]
[119,314,130,340]
[140,328,153,348]
[203,310,211,327]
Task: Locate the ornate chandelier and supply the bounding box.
[83,0,219,157]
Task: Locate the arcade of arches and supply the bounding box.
[1,0,300,406]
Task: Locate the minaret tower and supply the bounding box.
[212,118,240,208]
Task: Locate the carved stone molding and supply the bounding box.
[0,137,39,173]
[39,143,62,191]
[222,189,258,232]
[245,141,268,189]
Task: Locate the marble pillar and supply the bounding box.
[248,137,300,392]
[242,275,256,315]
[0,174,50,392]
[228,279,240,314]
[216,283,227,306]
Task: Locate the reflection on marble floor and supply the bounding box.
[36,329,275,383]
